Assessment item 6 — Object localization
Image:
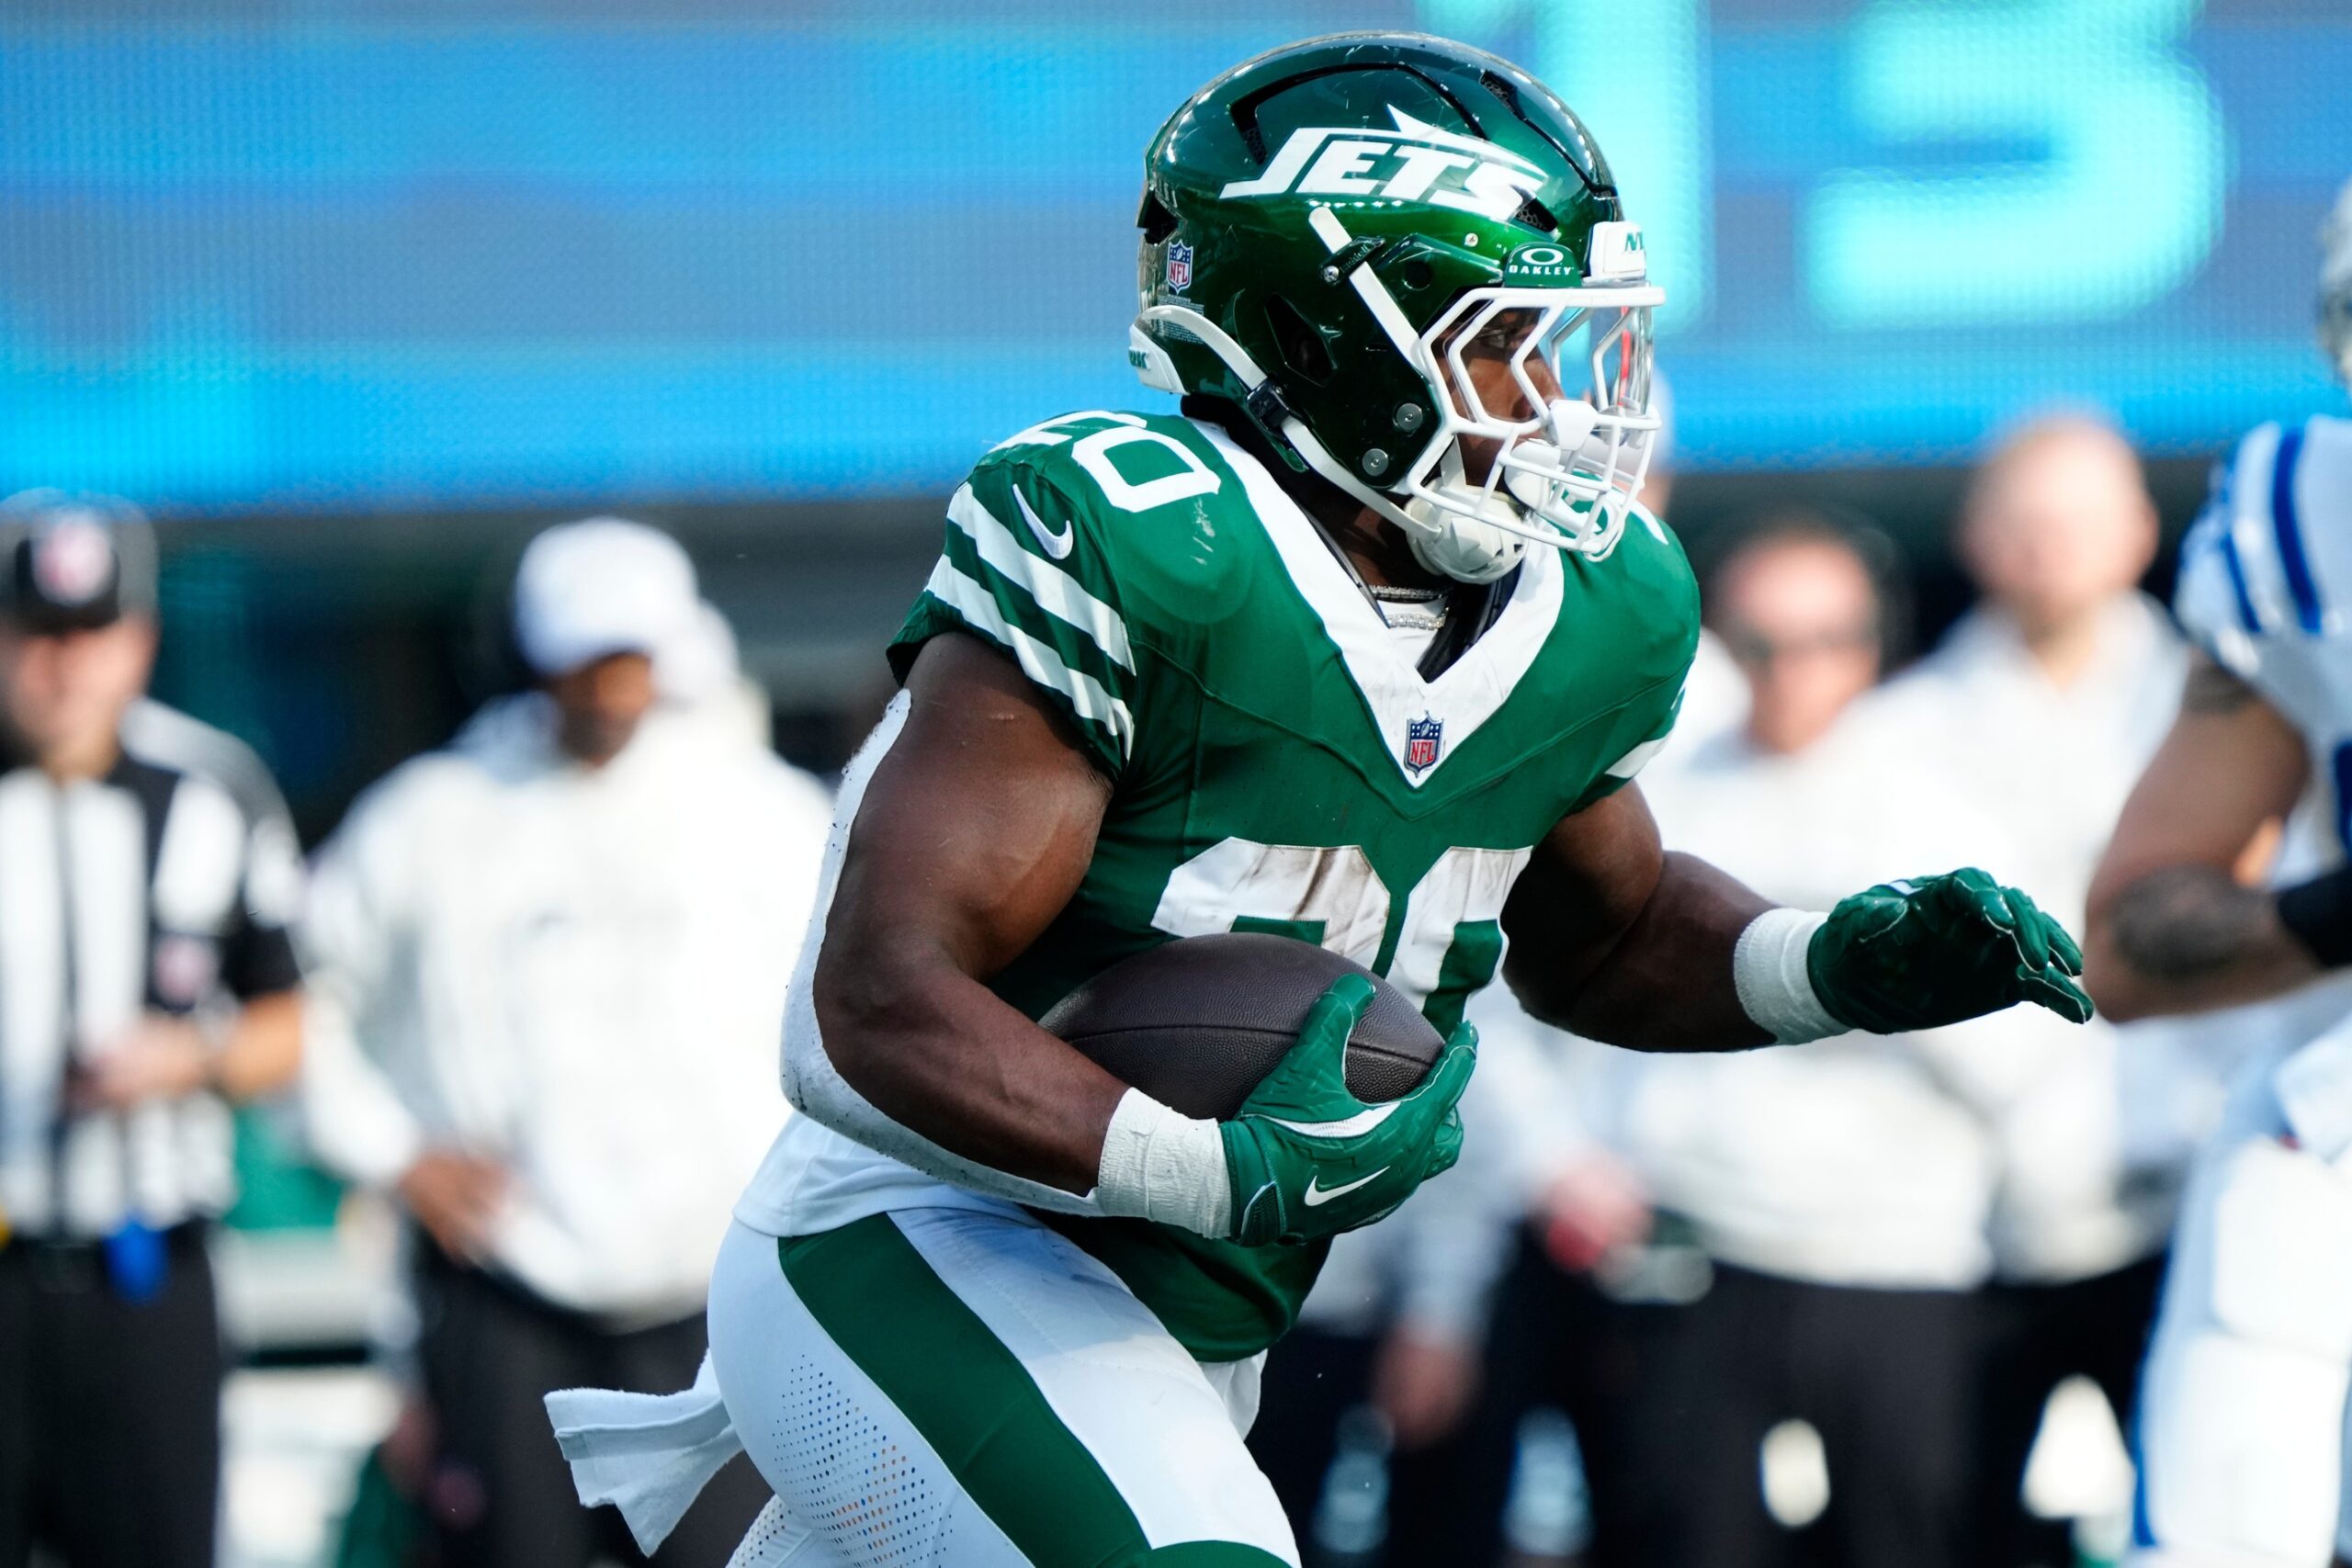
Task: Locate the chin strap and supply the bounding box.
[1404,523,1522,584]
[1241,381,1310,474]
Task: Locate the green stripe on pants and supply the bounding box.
[777,1217,1287,1567]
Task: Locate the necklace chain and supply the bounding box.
[1369,582,1452,633]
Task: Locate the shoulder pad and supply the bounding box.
[1601,498,1702,648]
[2182,419,2352,649]
[899,411,1236,774]
[2175,419,2352,723]
[974,409,1232,523]
[964,407,1249,624]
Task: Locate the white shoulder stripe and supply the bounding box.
[946,486,1134,671]
[2218,423,2294,636]
[923,558,1136,759]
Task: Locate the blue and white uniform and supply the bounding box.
[2132,413,2352,1568]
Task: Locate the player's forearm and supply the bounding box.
[2089,865,2322,1021]
[1508,852,1776,1052]
[809,934,1127,1196]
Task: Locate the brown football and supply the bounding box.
[1039,931,1445,1121]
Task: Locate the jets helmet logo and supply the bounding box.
[1218,107,1545,224]
[1405,715,1443,775]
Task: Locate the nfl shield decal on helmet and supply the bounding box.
[1166,241,1194,292]
[1405,715,1442,776]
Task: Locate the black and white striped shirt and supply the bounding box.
[0,699,302,1238]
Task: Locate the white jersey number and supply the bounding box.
[1150,838,1531,1034]
[988,411,1222,513]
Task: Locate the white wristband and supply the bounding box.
[1733,908,1842,1044]
[1094,1089,1232,1237]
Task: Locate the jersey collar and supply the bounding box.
[1193,420,1565,790]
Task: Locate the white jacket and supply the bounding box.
[300,695,833,1323]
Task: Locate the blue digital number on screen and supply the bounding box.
[1807,0,2227,328]
[0,2,2343,512]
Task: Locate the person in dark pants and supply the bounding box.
[411,1241,762,1566]
[0,1228,226,1568]
[1964,1254,2167,1567]
[0,491,310,1568]
[1544,519,2011,1568]
[300,519,833,1565]
[1250,1292,1503,1568]
[1633,1262,1981,1568]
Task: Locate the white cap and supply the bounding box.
[512,517,699,678]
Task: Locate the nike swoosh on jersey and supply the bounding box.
[1303,1168,1388,1207]
[1012,486,1075,560]
[1266,1101,1401,1139]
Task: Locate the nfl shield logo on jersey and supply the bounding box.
[1166,242,1194,292]
[1405,715,1442,776]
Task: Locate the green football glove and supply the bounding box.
[1220,975,1476,1247]
[1808,867,2094,1034]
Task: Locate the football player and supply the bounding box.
[548,35,2089,1567]
[2086,175,2352,1568]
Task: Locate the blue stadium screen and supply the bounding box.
[1,0,2344,512]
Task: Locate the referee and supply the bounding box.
[0,492,308,1568]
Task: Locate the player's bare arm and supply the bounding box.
[808,628,1473,1247]
[2086,650,2317,1021]
[1505,778,2093,1049]
[1501,784,1775,1048]
[810,632,1123,1196]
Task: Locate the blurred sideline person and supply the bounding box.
[663,596,780,751]
[300,518,833,1567]
[1600,517,2021,1568]
[1873,416,2189,1562]
[2086,178,2352,1568]
[0,493,307,1568]
[1630,376,1752,762]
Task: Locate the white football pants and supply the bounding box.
[704,1213,1298,1567]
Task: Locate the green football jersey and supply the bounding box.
[886,409,1697,1360]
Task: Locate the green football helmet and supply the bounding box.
[1131,31,1663,582]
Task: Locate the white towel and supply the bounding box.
[544,1353,750,1553]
